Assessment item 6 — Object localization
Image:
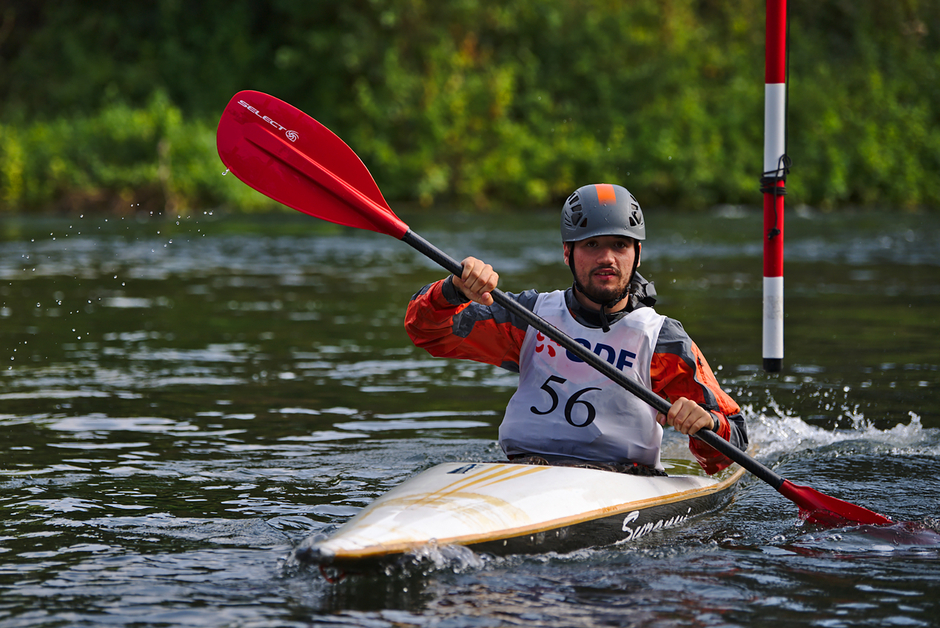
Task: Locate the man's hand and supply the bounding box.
[453,256,499,306]
[657,397,716,436]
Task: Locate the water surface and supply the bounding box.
[1,208,939,627]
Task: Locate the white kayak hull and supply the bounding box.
[297,461,745,568]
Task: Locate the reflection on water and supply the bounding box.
[1,210,939,627]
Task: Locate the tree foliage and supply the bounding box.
[0,0,938,213]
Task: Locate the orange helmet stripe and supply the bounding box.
[595,184,617,205]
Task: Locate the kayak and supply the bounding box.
[295,459,745,569]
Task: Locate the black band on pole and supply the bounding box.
[760,154,792,241]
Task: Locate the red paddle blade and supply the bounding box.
[778,480,893,527]
[216,90,409,239]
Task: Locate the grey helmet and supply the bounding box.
[561,184,645,243]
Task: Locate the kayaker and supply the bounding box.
[404,183,748,475]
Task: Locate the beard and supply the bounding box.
[577,267,630,306]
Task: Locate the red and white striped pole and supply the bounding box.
[762,0,787,373]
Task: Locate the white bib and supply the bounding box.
[499,291,667,469]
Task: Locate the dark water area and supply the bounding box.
[1,208,939,627]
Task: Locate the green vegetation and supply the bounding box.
[1,0,937,214]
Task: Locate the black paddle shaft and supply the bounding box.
[402,229,787,490]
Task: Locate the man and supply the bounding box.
[405,183,747,475]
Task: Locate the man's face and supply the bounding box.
[564,236,640,306]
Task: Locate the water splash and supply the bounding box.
[397,540,486,574]
[745,399,939,461]
[739,398,940,536]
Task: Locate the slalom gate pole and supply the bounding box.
[761,0,788,373]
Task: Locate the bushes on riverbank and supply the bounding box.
[1,1,938,214]
[0,93,272,214]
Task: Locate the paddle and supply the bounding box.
[216,90,892,528]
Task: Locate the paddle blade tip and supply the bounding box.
[216,90,410,240]
[779,480,893,528]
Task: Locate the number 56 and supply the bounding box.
[529,375,601,427]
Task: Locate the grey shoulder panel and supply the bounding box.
[451,289,541,338]
[655,317,693,358]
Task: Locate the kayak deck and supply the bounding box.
[296,461,745,569]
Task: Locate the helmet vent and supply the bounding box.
[629,199,643,227]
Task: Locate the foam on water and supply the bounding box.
[745,399,940,462]
[397,541,487,574]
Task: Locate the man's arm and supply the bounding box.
[650,318,749,474]
[404,275,534,372]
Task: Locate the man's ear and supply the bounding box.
[563,242,572,265]
[636,242,642,267]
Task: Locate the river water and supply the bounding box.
[1,208,938,627]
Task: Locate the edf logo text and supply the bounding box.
[567,339,636,371]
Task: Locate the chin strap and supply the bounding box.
[598,282,633,333]
[597,299,617,333]
[597,307,612,333]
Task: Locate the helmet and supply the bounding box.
[560,184,645,243]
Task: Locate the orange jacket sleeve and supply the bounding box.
[651,318,748,474]
[404,277,534,372]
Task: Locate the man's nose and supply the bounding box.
[596,246,617,263]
